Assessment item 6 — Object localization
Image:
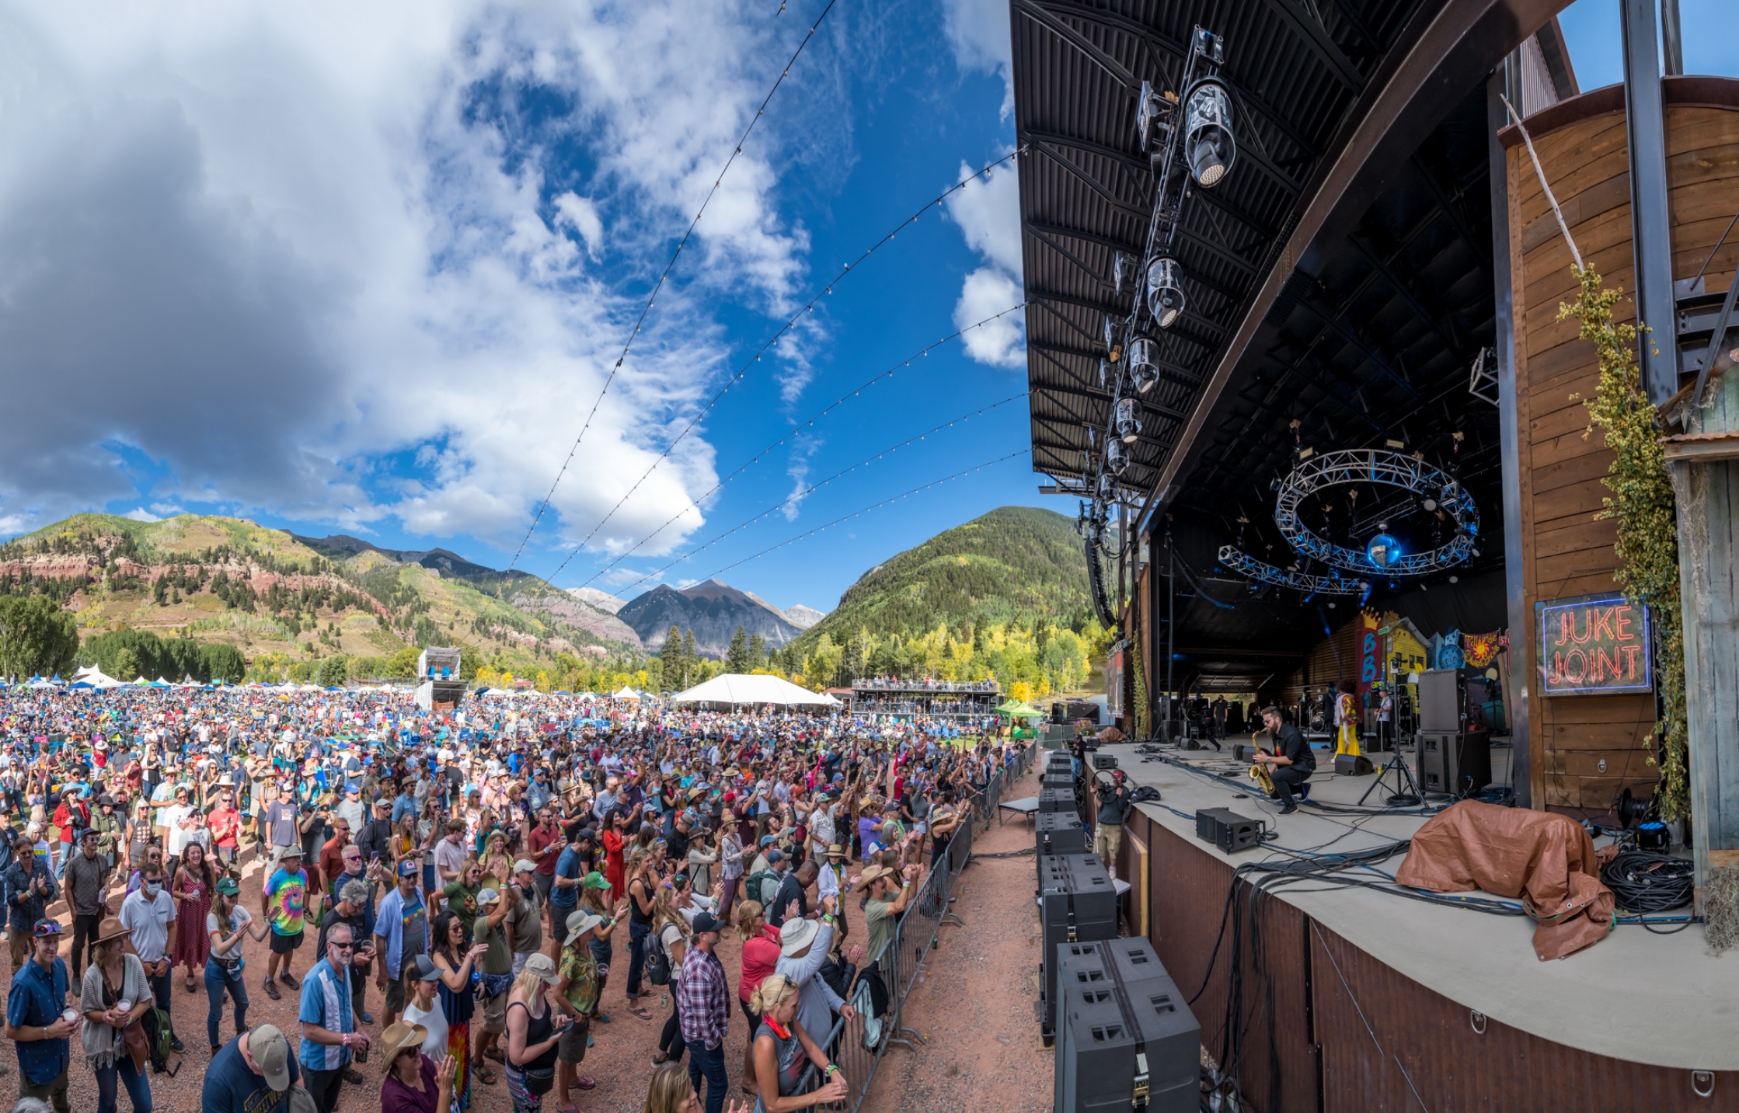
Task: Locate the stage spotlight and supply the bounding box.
[1145,257,1185,328]
[1449,575,1459,583]
[1103,315,1123,363]
[1098,358,1110,389]
[1135,80,1169,153]
[1422,496,1438,511]
[1127,336,1160,393]
[1106,438,1129,476]
[1113,251,1134,297]
[1114,397,1142,444]
[1184,79,1235,187]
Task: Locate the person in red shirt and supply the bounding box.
[319,817,353,905]
[208,786,242,869]
[527,805,561,935]
[734,898,784,1094]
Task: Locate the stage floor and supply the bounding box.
[1100,739,1736,1072]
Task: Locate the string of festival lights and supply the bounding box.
[677,449,1031,586]
[527,149,1027,587]
[548,302,1029,594]
[580,390,1033,596]
[507,0,839,572]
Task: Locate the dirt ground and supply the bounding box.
[12,773,1051,1113]
[858,764,1051,1113]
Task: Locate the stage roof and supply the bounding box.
[1013,0,1575,679]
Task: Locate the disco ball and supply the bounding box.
[1366,533,1404,568]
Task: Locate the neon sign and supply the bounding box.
[1537,594,1653,696]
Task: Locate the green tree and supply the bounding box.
[201,643,246,684]
[0,596,79,680]
[725,625,750,673]
[747,633,766,670]
[316,656,349,687]
[680,629,697,682]
[112,647,140,681]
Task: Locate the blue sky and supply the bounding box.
[1,1,1733,618]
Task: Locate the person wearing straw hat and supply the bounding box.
[5,919,74,1113]
[378,1019,458,1113]
[78,917,153,1113]
[773,894,852,1051]
[552,909,605,1107]
[260,845,308,1002]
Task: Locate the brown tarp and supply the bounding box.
[1394,800,1615,961]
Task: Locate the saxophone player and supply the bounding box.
[1255,706,1315,815]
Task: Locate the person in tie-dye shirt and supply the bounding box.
[261,846,308,1002]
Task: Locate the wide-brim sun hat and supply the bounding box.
[564,910,604,945]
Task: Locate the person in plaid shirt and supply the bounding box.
[674,911,729,1113]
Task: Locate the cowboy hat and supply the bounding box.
[91,917,132,946]
[377,1021,428,1070]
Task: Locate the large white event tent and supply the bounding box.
[70,665,126,690]
[671,673,842,708]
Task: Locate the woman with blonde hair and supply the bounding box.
[503,953,571,1113]
[649,878,691,1066]
[734,900,782,1095]
[480,830,514,893]
[642,1061,751,1113]
[747,974,847,1112]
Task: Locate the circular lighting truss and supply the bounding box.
[1218,448,1479,596]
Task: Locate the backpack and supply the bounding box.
[745,870,780,909]
[142,1003,179,1076]
[644,924,672,987]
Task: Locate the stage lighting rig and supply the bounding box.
[1105,438,1130,477]
[1183,78,1236,187]
[1127,336,1160,394]
[1114,397,1142,444]
[1145,257,1185,328]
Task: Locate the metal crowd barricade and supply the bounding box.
[789,741,1038,1112]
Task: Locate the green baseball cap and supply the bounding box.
[581,871,611,890]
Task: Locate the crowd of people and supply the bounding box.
[0,685,1027,1113]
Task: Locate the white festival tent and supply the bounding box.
[612,686,642,700]
[671,673,842,708]
[71,665,127,690]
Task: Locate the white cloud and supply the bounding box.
[954,268,1025,367]
[945,156,1023,367]
[0,0,830,561]
[124,508,162,522]
[942,0,1013,119]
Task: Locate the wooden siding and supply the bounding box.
[1507,98,1739,813]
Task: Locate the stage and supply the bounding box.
[1095,740,1738,1110]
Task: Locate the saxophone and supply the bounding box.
[1248,730,1275,797]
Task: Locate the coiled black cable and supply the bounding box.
[1601,850,1694,915]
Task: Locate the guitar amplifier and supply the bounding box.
[1037,854,1118,1041]
[1054,938,1200,1113]
[1195,808,1264,853]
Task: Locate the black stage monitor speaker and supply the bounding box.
[1042,770,1075,790]
[1036,812,1089,865]
[1416,729,1493,796]
[1195,808,1264,853]
[1037,854,1119,1041]
[1334,753,1374,776]
[1092,753,1118,771]
[1054,938,1201,1113]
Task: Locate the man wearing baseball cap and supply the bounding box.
[472,886,514,1067]
[373,861,428,1030]
[203,1023,300,1113]
[4,920,72,1113]
[504,861,543,978]
[674,911,730,1113]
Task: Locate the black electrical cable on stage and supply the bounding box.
[528,150,1026,589]
[1601,850,1695,932]
[508,0,839,571]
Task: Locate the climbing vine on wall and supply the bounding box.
[1561,265,1688,820]
[1130,633,1150,740]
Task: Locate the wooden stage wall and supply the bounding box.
[1502,78,1739,814]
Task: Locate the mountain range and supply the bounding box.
[794,505,1092,648]
[616,579,818,658]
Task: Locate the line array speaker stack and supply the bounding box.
[1038,853,1118,1045]
[1053,938,1201,1113]
[1036,811,1089,866]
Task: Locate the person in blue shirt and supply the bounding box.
[298,921,370,1113]
[5,919,74,1113]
